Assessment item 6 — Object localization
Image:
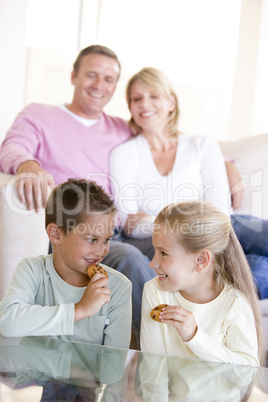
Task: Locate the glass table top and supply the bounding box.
[0,335,267,401]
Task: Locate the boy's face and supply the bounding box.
[53,212,116,286]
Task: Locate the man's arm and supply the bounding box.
[0,104,56,211]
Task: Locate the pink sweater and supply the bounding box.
[0,104,132,194]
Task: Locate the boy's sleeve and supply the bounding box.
[103,276,132,349]
[0,259,74,337]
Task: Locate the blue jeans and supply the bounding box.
[102,239,156,346]
[231,215,268,299]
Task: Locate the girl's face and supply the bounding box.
[129,80,175,133]
[150,223,199,293]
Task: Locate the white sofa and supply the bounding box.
[0,173,49,298]
[0,132,267,350]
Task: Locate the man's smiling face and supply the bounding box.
[70,53,120,119]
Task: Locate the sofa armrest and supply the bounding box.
[0,173,49,299]
[219,133,268,220]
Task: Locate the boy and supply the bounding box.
[0,179,132,348]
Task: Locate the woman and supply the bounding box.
[110,67,268,298]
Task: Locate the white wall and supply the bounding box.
[252,0,268,136]
[0,0,28,142]
[96,0,242,141]
[0,0,268,145]
[228,0,264,140]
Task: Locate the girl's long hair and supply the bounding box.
[155,201,265,365]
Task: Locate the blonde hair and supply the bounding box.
[126,67,179,136]
[155,201,265,365]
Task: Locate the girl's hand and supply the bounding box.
[74,273,111,322]
[160,306,197,342]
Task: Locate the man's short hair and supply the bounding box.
[73,44,121,75]
[45,179,117,233]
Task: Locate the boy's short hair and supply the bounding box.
[45,179,117,233]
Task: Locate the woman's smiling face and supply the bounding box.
[129,80,175,133]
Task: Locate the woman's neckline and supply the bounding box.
[141,134,179,177]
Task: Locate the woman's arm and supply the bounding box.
[199,137,232,215]
[109,143,140,226]
[224,161,245,210]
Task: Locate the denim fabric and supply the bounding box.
[40,381,96,401]
[232,215,268,299]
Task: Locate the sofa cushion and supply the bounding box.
[219,133,268,220]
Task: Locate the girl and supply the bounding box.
[140,200,264,366]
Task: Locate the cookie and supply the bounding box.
[87,264,108,281]
[150,304,169,322]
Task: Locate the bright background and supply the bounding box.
[0,0,268,143]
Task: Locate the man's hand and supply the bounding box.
[16,160,55,212]
[74,273,111,322]
[159,305,197,342]
[225,161,245,210]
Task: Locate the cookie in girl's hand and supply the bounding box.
[150,304,169,322]
[87,264,108,281]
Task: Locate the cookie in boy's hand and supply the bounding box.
[150,304,169,322]
[87,264,108,281]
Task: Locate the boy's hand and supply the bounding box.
[159,306,197,342]
[74,273,111,322]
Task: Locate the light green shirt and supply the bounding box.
[0,255,132,348]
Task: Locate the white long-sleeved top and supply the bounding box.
[141,277,259,366]
[110,134,232,227]
[0,255,132,348]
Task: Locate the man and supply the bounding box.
[0,45,155,346]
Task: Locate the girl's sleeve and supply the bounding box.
[198,137,232,216]
[0,260,74,337]
[140,282,167,355]
[109,143,140,227]
[186,297,259,366]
